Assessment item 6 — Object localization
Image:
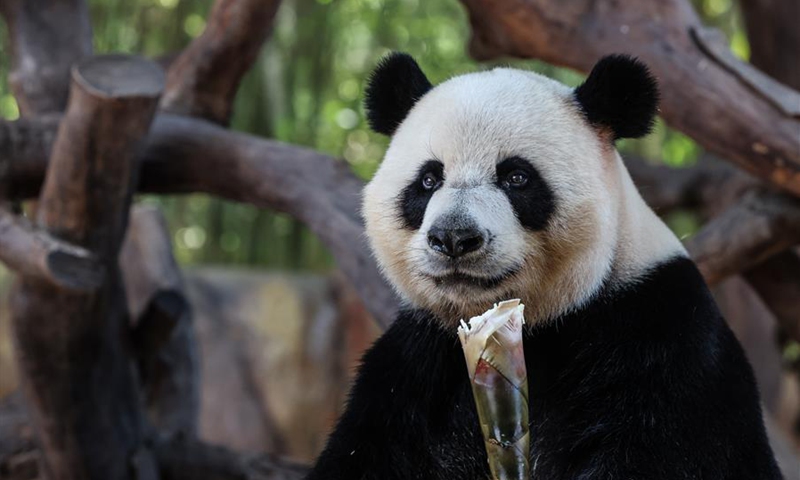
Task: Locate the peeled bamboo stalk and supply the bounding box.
[458,299,530,480]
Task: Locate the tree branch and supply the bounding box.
[740,0,800,91]
[685,188,800,286]
[160,0,283,125]
[744,251,800,343]
[458,0,800,197]
[0,0,92,116]
[623,155,754,215]
[0,206,104,290]
[10,55,164,480]
[732,0,800,350]
[0,116,59,200]
[0,114,398,328]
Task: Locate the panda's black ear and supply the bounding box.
[365,52,433,136]
[574,55,659,140]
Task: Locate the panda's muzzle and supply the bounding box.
[427,225,485,258]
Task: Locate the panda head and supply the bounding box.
[363,53,678,324]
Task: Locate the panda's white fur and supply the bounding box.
[363,67,684,324]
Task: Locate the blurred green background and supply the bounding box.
[0,0,751,272]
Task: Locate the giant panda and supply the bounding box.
[306,53,782,479]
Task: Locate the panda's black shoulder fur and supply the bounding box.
[307,256,782,479]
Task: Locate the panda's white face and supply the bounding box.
[363,55,683,324]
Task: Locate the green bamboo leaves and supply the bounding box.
[458,299,530,480]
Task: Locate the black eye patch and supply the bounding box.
[496,157,555,231]
[398,160,444,230]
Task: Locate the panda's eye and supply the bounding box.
[506,170,529,188]
[421,172,441,191]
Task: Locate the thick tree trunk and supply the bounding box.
[9,55,164,480]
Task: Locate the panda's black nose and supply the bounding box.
[427,226,485,258]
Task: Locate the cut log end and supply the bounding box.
[73,55,165,99]
[133,290,189,355]
[46,248,105,291]
[0,208,105,291]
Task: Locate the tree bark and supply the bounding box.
[744,251,800,343]
[737,0,800,349]
[9,55,164,480]
[458,0,800,197]
[0,117,60,200]
[685,188,800,286]
[622,155,754,216]
[160,0,283,125]
[0,392,37,480]
[0,0,92,116]
[740,0,800,91]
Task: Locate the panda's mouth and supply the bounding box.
[426,268,518,290]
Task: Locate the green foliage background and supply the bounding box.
[0,0,750,272]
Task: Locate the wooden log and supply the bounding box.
[0,114,398,328]
[120,205,199,437]
[146,116,398,328]
[0,206,103,290]
[741,0,800,92]
[745,251,800,343]
[623,155,754,216]
[10,55,164,480]
[0,117,60,200]
[738,0,800,354]
[458,0,800,197]
[160,0,283,125]
[686,188,800,285]
[0,0,92,116]
[0,392,37,480]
